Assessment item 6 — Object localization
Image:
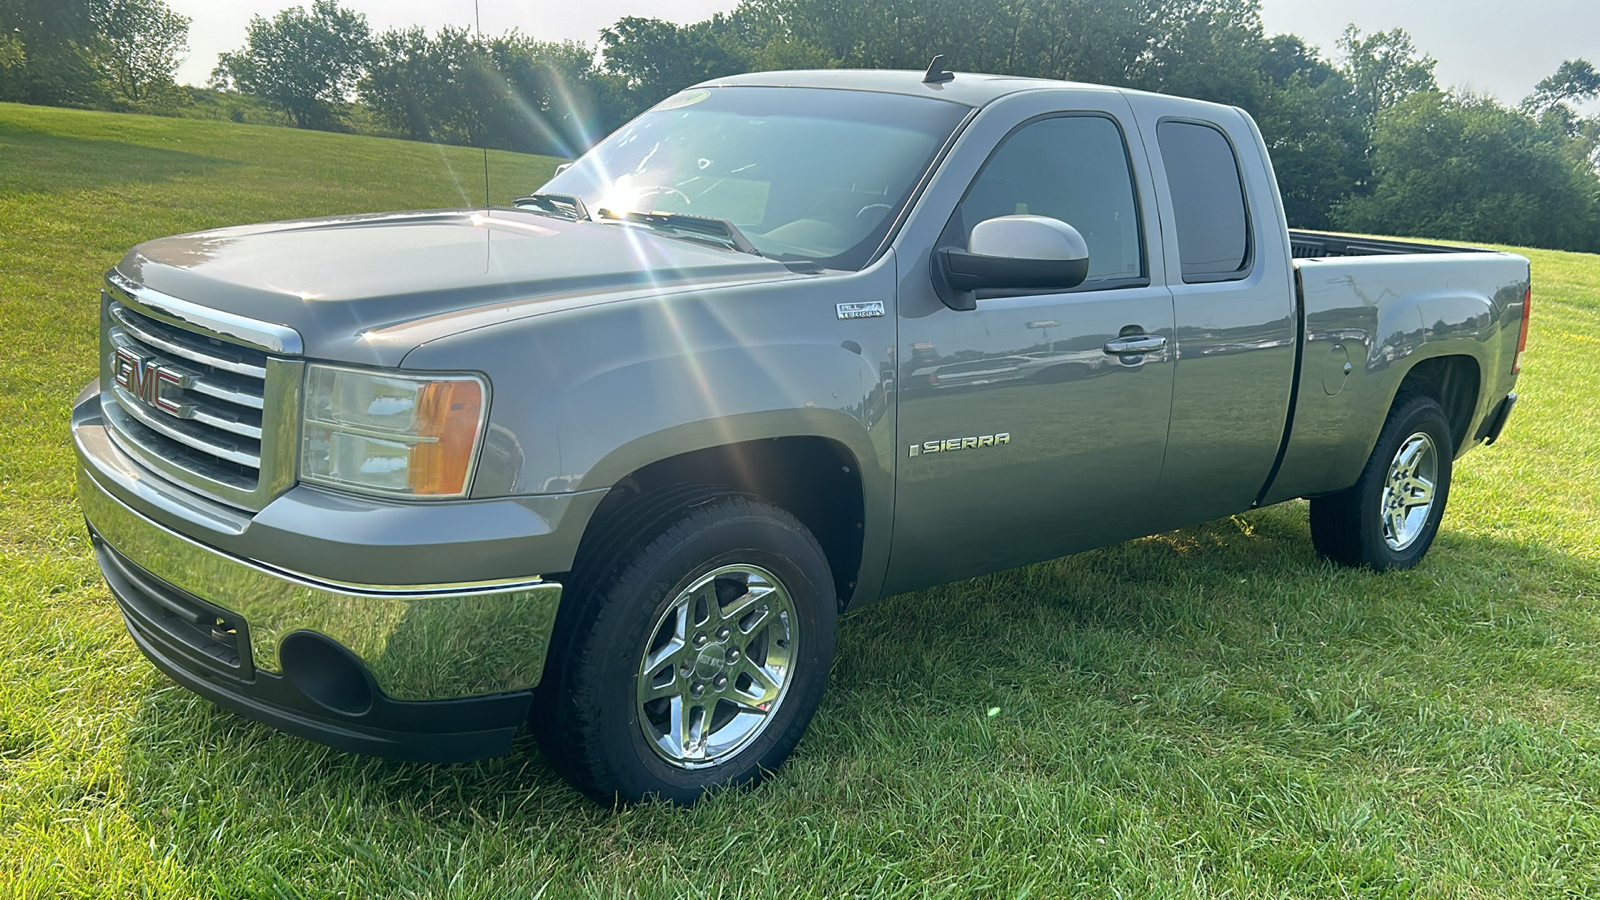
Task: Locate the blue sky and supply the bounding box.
[169,0,1598,112]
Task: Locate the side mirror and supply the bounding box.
[933,215,1090,310]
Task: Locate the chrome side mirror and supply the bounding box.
[934,215,1091,310]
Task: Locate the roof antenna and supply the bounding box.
[922,55,954,84]
[476,0,489,208]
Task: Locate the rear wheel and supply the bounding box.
[533,494,836,804]
[1310,395,1454,570]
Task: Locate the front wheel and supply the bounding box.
[533,494,836,804]
[1309,395,1454,571]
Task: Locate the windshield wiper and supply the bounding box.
[510,192,590,221]
[595,208,762,256]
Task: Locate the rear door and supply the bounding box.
[1129,100,1299,525]
[886,96,1176,591]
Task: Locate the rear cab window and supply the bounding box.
[1156,120,1252,283]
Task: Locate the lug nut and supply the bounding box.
[726,648,741,663]
[715,626,731,641]
[693,632,708,648]
[691,681,705,698]
[713,675,727,690]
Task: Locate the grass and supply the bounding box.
[1,101,1598,898]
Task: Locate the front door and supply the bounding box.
[888,110,1176,591]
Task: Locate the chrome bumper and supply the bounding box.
[75,390,563,703]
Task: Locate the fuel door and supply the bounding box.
[1322,343,1353,396]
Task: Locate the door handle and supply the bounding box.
[1103,334,1167,355]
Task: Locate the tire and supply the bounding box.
[1309,394,1454,571]
[532,494,837,804]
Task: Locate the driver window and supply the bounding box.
[955,115,1146,287]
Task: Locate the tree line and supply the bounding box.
[4,0,1598,252]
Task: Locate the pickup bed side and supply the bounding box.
[1261,238,1529,505]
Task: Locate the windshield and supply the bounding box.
[539,86,970,269]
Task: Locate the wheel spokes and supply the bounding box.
[635,563,799,767]
[736,658,783,709]
[718,582,776,632]
[1381,431,1440,551]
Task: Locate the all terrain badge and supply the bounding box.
[836,301,885,319]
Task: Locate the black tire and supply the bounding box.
[532,494,837,804]
[1309,394,1454,571]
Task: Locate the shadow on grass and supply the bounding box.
[115,502,1600,840]
[0,123,238,195]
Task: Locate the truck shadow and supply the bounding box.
[117,501,1599,837]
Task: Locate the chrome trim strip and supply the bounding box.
[187,377,266,410]
[77,404,252,536]
[110,304,269,378]
[107,269,304,355]
[102,401,258,493]
[78,464,561,700]
[186,406,264,440]
[110,332,266,409]
[111,382,263,467]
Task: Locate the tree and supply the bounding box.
[91,0,188,109]
[361,27,605,156]
[1252,35,1369,229]
[1335,92,1600,252]
[0,0,108,106]
[1522,59,1600,170]
[360,25,470,143]
[1524,59,1600,114]
[485,35,604,156]
[599,16,747,119]
[1337,25,1437,132]
[212,0,371,129]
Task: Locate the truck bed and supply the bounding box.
[1261,237,1530,506]
[1288,230,1497,259]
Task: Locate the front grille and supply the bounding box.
[99,275,303,511]
[104,301,268,489]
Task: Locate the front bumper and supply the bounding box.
[74,385,572,762]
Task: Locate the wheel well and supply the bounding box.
[577,438,866,607]
[1396,355,1480,452]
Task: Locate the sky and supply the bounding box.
[169,0,1599,112]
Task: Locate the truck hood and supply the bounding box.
[115,209,802,365]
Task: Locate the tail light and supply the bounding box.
[1513,286,1531,375]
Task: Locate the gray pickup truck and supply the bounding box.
[72,67,1529,803]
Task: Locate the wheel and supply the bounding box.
[1309,394,1454,570]
[533,494,836,804]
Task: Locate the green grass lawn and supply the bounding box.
[2,102,1598,898]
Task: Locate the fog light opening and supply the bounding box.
[279,631,375,716]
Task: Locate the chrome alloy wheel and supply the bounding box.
[636,564,797,768]
[1381,431,1439,551]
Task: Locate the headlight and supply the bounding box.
[301,364,489,499]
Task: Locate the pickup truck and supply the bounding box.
[72,67,1529,804]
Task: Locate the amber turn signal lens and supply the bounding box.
[410,379,484,495]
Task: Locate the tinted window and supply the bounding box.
[1157,121,1250,282]
[956,116,1144,286]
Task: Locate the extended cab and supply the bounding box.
[72,68,1529,803]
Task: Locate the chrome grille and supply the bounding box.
[100,273,304,510]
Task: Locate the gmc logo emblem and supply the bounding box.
[111,346,188,415]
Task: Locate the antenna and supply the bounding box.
[922,55,954,84]
[476,0,489,207]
